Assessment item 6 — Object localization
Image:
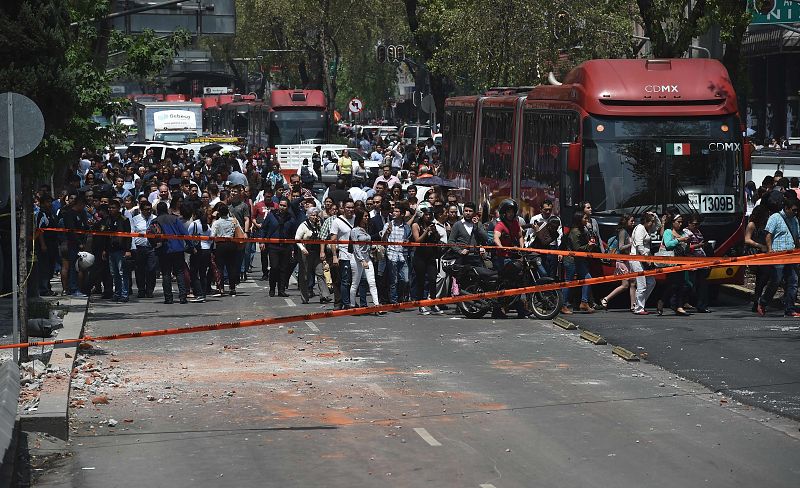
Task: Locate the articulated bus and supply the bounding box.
[247,89,328,150]
[443,59,752,283]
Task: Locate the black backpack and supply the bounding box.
[300,165,314,185]
[147,219,165,254]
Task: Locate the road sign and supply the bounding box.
[0,92,45,363]
[348,98,364,114]
[750,0,800,24]
[0,92,45,159]
[420,94,436,114]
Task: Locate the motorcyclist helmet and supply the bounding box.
[497,199,518,221]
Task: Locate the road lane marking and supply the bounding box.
[366,382,388,397]
[305,321,319,332]
[480,484,497,488]
[413,427,442,446]
[284,298,296,307]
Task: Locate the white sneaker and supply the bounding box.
[431,305,445,315]
[419,306,431,315]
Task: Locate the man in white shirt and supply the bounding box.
[528,199,562,247]
[329,199,356,309]
[129,200,157,298]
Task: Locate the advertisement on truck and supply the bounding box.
[134,101,203,142]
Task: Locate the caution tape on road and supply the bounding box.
[40,227,790,265]
[1,250,795,352]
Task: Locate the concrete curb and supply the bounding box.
[720,283,786,309]
[552,315,638,360]
[721,284,755,302]
[20,297,88,441]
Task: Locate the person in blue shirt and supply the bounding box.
[153,201,189,304]
[757,196,800,317]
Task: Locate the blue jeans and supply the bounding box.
[108,250,129,299]
[242,242,255,274]
[760,263,798,314]
[387,258,408,304]
[339,258,353,308]
[562,258,591,304]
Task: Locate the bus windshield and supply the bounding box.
[269,111,326,146]
[583,116,742,216]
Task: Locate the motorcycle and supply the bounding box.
[444,252,562,320]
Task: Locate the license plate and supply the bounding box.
[699,194,735,213]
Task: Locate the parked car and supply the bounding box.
[400,124,432,146]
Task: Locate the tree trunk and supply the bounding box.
[18,173,30,363]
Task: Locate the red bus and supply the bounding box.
[443,59,751,282]
[247,89,328,149]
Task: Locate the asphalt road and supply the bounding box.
[30,272,800,487]
[564,291,800,421]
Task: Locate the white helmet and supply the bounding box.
[77,252,95,271]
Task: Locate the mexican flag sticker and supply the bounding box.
[667,142,691,156]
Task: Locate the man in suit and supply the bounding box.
[370,200,392,303]
[447,202,489,267]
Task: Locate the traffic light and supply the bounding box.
[376,45,387,64]
[395,45,405,62]
[755,0,775,14]
[387,45,396,62]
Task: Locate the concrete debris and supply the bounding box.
[108,419,118,427]
[92,395,110,405]
[21,359,48,378]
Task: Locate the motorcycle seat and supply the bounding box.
[474,267,498,281]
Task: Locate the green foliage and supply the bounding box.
[0,0,191,176]
[214,0,405,115]
[411,0,635,92]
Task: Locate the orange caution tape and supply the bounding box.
[40,227,781,265]
[1,250,795,351]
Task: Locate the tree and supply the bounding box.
[216,0,404,125]
[636,0,708,58]
[0,0,188,359]
[636,0,751,99]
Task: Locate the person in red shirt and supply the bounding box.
[493,199,524,263]
[491,199,529,319]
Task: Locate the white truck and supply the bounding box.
[133,101,203,143]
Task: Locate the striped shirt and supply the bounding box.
[382,220,410,261]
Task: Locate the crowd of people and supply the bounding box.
[29,130,799,319]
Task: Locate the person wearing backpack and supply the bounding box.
[153,201,190,304]
[600,214,636,311]
[756,196,800,317]
[298,158,317,190]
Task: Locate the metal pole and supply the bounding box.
[7,94,18,363]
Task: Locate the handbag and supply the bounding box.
[233,219,247,250]
[323,261,333,288]
[653,246,676,268]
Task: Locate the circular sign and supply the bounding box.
[0,92,45,159]
[348,98,364,114]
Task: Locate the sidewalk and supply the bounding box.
[0,277,91,440]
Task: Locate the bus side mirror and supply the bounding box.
[743,140,752,171]
[567,142,582,172]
